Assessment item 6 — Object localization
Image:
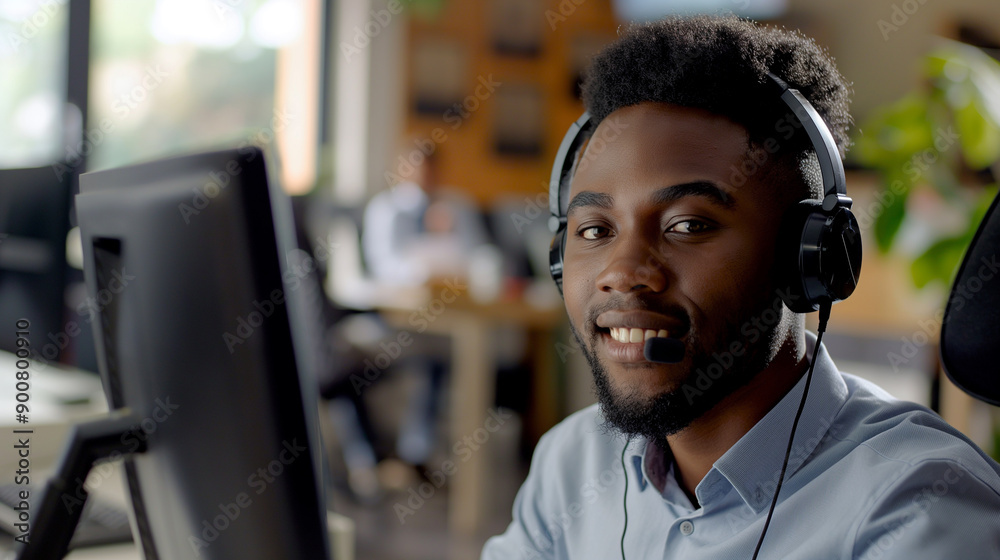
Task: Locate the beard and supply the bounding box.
[572,289,789,443]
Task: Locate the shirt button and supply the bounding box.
[679,521,694,535]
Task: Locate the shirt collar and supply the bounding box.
[631,331,849,512]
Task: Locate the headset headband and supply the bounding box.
[549,73,848,228]
[548,112,593,232]
[765,73,847,200]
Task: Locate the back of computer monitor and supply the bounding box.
[76,148,330,559]
[0,166,73,359]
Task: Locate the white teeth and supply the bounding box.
[608,328,669,343]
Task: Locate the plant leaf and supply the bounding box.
[872,173,911,253]
[911,235,969,289]
[910,187,997,288]
[954,100,1000,169]
[852,93,935,169]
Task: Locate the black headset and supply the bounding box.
[547,73,862,314]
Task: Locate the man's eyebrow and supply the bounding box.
[650,181,735,209]
[565,181,734,217]
[566,191,614,217]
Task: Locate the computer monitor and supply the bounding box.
[63,147,330,559]
[0,166,73,361]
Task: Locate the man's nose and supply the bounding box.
[594,235,669,294]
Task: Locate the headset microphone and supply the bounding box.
[643,337,686,364]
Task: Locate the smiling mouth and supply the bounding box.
[606,327,670,344]
[595,327,687,364]
[592,308,689,364]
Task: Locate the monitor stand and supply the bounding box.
[15,409,145,560]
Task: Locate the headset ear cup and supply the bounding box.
[821,207,863,302]
[777,200,863,313]
[776,200,824,313]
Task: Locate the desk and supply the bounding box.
[377,281,566,536]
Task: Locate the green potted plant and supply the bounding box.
[853,38,1000,287]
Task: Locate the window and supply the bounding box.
[88,0,320,193]
[0,0,68,168]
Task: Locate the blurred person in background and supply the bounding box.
[363,146,489,286]
[360,146,489,478]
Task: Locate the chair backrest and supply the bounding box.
[940,189,1000,406]
[291,193,376,311]
[0,166,73,357]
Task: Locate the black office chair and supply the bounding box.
[940,188,1000,406]
[0,166,74,359]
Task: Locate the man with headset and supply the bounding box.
[482,15,1000,559]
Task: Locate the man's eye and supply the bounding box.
[579,226,609,240]
[668,220,712,234]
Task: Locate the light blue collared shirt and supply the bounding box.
[482,334,1000,559]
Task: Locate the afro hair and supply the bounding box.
[581,15,852,196]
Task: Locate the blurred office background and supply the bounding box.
[2,0,1000,558]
